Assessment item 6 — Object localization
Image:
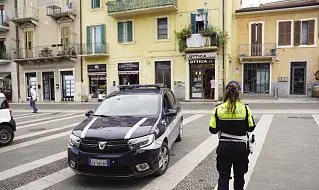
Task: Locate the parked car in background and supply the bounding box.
[0,93,15,146]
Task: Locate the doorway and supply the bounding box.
[290,62,306,95]
[189,63,215,99]
[155,61,171,88]
[42,72,55,101]
[24,30,33,58]
[243,63,270,93]
[250,23,263,56]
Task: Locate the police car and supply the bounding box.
[68,84,183,178]
[0,93,16,146]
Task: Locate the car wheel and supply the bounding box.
[0,125,14,146]
[154,142,169,176]
[175,121,183,142]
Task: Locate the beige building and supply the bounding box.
[12,0,81,102]
[233,0,319,97]
[0,0,18,102]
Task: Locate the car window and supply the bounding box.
[94,94,160,116]
[164,93,174,110]
[167,91,176,106]
[0,97,8,109]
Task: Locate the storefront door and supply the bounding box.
[87,64,107,98]
[243,63,270,93]
[291,62,306,95]
[42,72,55,101]
[25,72,36,99]
[155,61,171,88]
[61,71,74,101]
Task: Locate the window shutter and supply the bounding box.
[86,26,92,53]
[278,22,284,45]
[96,0,101,8]
[308,20,315,45]
[101,24,106,44]
[127,21,133,42]
[257,23,262,44]
[191,13,196,34]
[251,24,256,44]
[118,22,123,43]
[286,21,292,45]
[294,21,301,46]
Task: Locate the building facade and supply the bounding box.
[233,0,319,97]
[81,0,239,101]
[12,0,81,102]
[0,0,18,102]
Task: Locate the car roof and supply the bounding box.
[107,84,171,98]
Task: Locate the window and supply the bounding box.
[294,19,315,46]
[191,12,208,34]
[278,21,292,46]
[61,26,70,49]
[0,5,6,27]
[91,0,101,9]
[118,21,133,43]
[0,97,9,109]
[243,63,270,93]
[157,17,168,40]
[86,24,106,53]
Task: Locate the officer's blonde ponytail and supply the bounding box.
[223,83,240,114]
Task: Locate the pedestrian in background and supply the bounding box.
[209,81,256,190]
[210,77,215,99]
[29,86,38,113]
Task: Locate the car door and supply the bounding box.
[0,96,10,123]
[162,93,175,149]
[167,90,181,141]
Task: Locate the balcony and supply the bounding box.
[185,34,218,53]
[12,44,79,62]
[47,1,76,22]
[11,6,38,26]
[0,49,11,64]
[107,0,177,18]
[0,16,10,32]
[238,43,277,63]
[78,42,109,58]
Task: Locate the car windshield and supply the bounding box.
[94,94,160,117]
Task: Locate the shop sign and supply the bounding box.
[186,52,216,59]
[189,59,215,64]
[88,64,106,73]
[118,62,139,71]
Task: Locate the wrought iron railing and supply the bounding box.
[0,49,11,60]
[12,6,38,20]
[238,43,276,57]
[79,42,109,55]
[107,0,177,13]
[12,43,79,60]
[47,1,76,16]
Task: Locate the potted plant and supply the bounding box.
[175,25,192,53]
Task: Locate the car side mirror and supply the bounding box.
[165,109,177,116]
[85,110,93,117]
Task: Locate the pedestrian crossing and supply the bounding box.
[0,110,318,190]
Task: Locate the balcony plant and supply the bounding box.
[39,47,53,57]
[175,25,192,53]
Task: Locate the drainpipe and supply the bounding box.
[80,0,83,83]
[14,0,20,102]
[222,0,225,91]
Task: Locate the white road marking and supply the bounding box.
[14,112,53,119]
[182,109,319,114]
[14,168,74,190]
[313,114,319,127]
[183,114,205,126]
[213,114,274,190]
[14,113,37,117]
[124,118,148,139]
[16,113,76,125]
[141,135,219,190]
[17,114,83,130]
[0,151,67,181]
[0,131,70,154]
[80,117,97,138]
[15,123,80,141]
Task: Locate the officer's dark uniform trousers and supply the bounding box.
[209,103,256,190]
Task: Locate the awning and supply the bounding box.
[0,73,10,80]
[118,71,139,75]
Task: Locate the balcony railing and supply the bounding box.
[12,44,78,60]
[0,49,11,60]
[238,44,276,57]
[47,1,76,19]
[12,6,38,20]
[107,0,177,16]
[79,42,109,56]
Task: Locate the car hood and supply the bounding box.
[73,116,159,140]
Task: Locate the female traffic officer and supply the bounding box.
[209,81,256,190]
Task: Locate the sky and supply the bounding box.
[242,0,281,7]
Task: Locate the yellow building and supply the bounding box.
[233,0,319,97]
[81,0,240,101]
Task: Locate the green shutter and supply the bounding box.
[118,22,123,43]
[127,21,133,42]
[101,24,106,52]
[86,26,92,54]
[191,13,196,34]
[96,0,100,8]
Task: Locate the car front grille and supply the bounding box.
[78,164,133,175]
[80,139,129,153]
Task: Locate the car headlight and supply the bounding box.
[128,134,155,150]
[69,134,81,148]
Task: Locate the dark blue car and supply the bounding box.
[68,84,183,178]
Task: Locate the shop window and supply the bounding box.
[61,71,74,99]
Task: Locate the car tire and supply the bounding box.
[154,142,169,177]
[0,125,14,146]
[175,121,183,142]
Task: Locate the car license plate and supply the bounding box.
[88,159,110,167]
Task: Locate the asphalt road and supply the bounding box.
[1,106,319,190]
